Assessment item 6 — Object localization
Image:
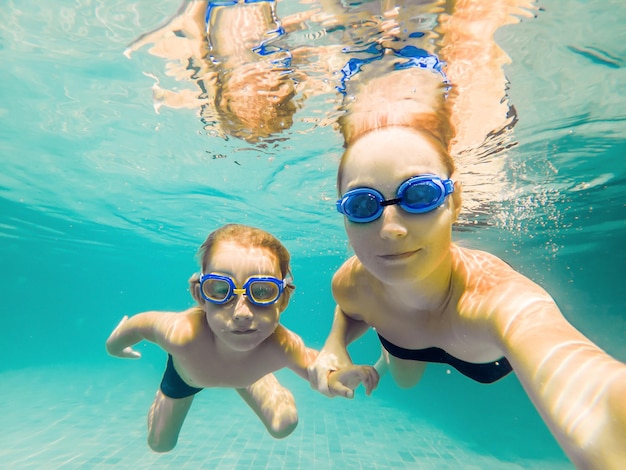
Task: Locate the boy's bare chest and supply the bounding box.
[173,345,279,389]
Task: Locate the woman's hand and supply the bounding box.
[307,348,352,396]
[328,365,379,398]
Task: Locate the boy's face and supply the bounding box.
[199,241,284,352]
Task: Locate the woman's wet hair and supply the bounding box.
[336,68,456,194]
[336,127,456,195]
[338,67,454,145]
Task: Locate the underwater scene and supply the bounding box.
[1,0,625,468]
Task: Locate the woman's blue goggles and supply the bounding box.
[336,174,454,223]
[199,273,286,306]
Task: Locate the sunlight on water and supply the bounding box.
[1,0,622,255]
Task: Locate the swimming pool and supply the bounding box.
[1,0,624,468]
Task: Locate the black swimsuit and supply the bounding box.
[160,354,203,399]
[378,334,512,384]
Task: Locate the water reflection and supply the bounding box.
[125,0,342,144]
[125,0,535,228]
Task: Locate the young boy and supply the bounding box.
[106,224,378,452]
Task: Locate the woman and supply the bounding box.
[308,1,626,468]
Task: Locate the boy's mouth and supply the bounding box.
[232,329,257,335]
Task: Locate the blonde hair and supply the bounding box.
[336,68,456,193]
[214,62,297,143]
[198,224,295,302]
[338,67,454,146]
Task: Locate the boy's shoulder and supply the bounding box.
[162,307,207,347]
[269,324,306,353]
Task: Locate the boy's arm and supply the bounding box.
[274,326,318,381]
[105,311,178,359]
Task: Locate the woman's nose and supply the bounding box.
[379,205,408,239]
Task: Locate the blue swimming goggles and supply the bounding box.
[336,174,454,223]
[199,273,286,306]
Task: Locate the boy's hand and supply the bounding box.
[328,365,379,399]
[111,345,141,359]
[106,316,141,359]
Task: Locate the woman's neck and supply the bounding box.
[381,248,455,315]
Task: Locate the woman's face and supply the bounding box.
[339,127,460,284]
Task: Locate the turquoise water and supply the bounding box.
[1,0,624,468]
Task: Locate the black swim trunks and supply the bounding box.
[378,334,512,384]
[160,354,203,399]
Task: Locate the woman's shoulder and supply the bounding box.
[452,244,517,272]
[451,244,549,300]
[332,256,371,291]
[331,255,384,315]
[452,244,531,289]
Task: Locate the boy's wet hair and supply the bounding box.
[198,224,295,301]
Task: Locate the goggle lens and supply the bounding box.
[344,192,382,221]
[248,281,280,304]
[201,278,232,303]
[402,180,441,210]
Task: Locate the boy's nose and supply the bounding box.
[232,295,254,321]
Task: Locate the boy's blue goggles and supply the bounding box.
[336,174,454,223]
[199,273,286,306]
